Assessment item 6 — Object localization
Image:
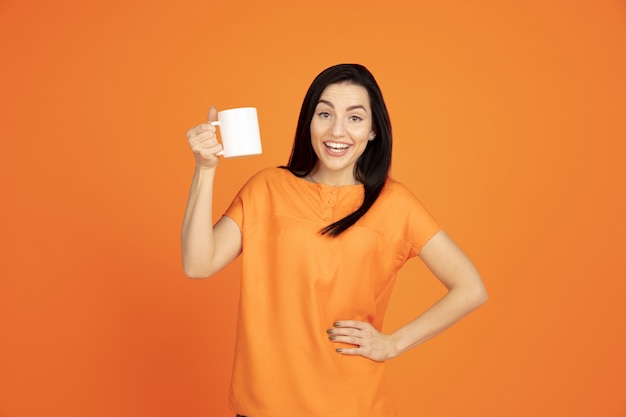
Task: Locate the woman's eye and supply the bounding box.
[349,115,363,122]
[318,112,331,119]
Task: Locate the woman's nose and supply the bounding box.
[330,118,346,137]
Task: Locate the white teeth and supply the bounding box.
[325,142,349,150]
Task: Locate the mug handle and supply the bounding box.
[210,120,225,156]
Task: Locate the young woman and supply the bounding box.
[182,64,487,417]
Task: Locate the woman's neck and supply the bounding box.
[308,168,360,187]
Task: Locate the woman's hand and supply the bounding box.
[327,320,398,362]
[186,106,223,169]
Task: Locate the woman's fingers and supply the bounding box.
[187,123,216,142]
[186,114,222,168]
[327,321,370,345]
[327,320,397,362]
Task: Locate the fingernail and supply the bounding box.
[326,329,333,334]
[336,348,342,353]
[329,335,336,341]
[334,322,340,327]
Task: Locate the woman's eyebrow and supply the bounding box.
[318,99,335,108]
[317,99,367,112]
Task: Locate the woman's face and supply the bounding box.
[310,82,375,185]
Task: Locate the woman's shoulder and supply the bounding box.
[375,177,440,234]
[238,166,295,191]
[379,177,436,215]
[381,177,419,201]
[244,166,287,182]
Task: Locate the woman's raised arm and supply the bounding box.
[181,107,242,278]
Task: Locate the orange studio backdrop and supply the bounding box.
[1,0,625,416]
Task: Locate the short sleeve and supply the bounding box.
[224,193,244,230]
[222,167,275,231]
[405,194,440,257]
[380,180,440,258]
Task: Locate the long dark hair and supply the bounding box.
[283,63,392,236]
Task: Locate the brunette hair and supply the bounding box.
[283,63,392,236]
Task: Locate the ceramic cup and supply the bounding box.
[211,107,262,158]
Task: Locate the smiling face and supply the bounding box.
[309,82,375,186]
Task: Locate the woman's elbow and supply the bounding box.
[182,264,214,279]
[471,282,488,308]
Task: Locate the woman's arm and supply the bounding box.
[330,230,487,360]
[389,230,487,354]
[181,107,242,278]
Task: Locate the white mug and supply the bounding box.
[211,107,263,158]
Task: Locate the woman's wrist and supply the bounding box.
[388,327,413,358]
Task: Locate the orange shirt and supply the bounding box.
[224,167,440,417]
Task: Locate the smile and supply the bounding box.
[324,142,350,153]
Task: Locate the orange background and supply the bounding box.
[2,0,625,416]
